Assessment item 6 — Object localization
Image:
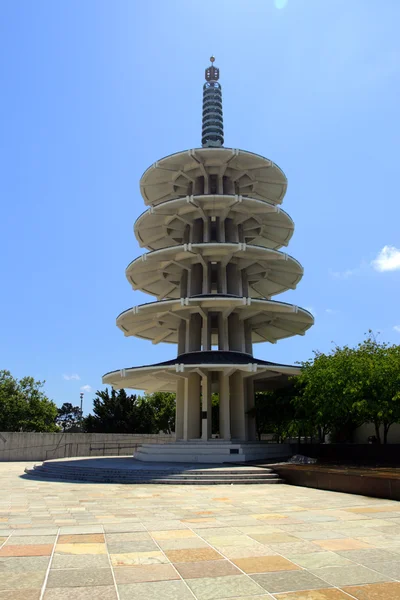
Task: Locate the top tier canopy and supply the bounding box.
[140,148,287,207]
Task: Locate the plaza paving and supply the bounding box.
[1,463,400,599]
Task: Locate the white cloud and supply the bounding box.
[63,374,80,381]
[325,308,339,315]
[80,385,92,393]
[330,268,359,279]
[394,326,400,334]
[371,246,400,272]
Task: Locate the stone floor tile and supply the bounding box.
[175,559,241,579]
[0,570,45,590]
[342,582,400,599]
[110,550,168,566]
[107,540,158,553]
[251,570,331,593]
[357,561,400,578]
[47,567,114,588]
[185,574,265,599]
[165,547,223,563]
[196,527,240,538]
[43,585,118,599]
[150,529,196,540]
[208,535,260,547]
[59,526,104,534]
[51,553,110,569]
[250,533,300,544]
[7,535,56,545]
[114,564,179,583]
[0,555,50,572]
[293,531,348,541]
[144,521,190,531]
[156,537,208,550]
[268,542,322,555]
[273,590,354,599]
[118,580,193,599]
[232,555,301,573]
[315,539,373,551]
[58,534,104,544]
[0,591,41,600]
[216,545,278,559]
[105,532,152,543]
[287,552,354,569]
[54,543,107,555]
[337,549,398,564]
[0,543,53,556]
[310,565,391,586]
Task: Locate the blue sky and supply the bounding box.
[1,0,399,413]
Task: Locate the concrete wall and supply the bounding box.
[353,423,400,444]
[0,432,174,462]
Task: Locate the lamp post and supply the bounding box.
[79,392,84,425]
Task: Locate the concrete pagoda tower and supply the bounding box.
[103,58,314,462]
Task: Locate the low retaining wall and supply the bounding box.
[291,443,400,466]
[0,432,174,462]
[272,464,400,501]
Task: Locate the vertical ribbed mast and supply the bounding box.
[202,56,224,147]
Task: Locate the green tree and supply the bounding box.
[143,392,176,433]
[56,403,82,431]
[0,370,58,432]
[83,388,156,434]
[351,336,400,444]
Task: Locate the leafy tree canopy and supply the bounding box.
[56,403,82,432]
[0,370,58,432]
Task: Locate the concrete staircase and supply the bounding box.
[24,459,284,485]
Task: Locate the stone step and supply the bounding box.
[25,470,283,485]
[34,465,275,476]
[24,465,283,485]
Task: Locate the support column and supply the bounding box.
[244,320,253,355]
[228,313,245,352]
[201,372,212,441]
[187,313,202,352]
[183,373,201,440]
[218,313,229,350]
[230,371,246,440]
[219,372,231,440]
[178,320,186,355]
[245,377,257,441]
[175,379,185,441]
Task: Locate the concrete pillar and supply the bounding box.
[193,177,204,195]
[242,271,249,297]
[180,270,188,297]
[191,218,203,243]
[218,264,227,294]
[223,177,235,194]
[183,373,201,440]
[190,263,202,296]
[188,313,202,352]
[201,373,212,441]
[202,314,211,351]
[203,263,211,294]
[225,218,239,243]
[230,371,246,440]
[228,313,245,352]
[226,263,242,295]
[218,313,229,350]
[175,379,185,440]
[219,372,231,440]
[246,377,257,441]
[178,320,186,355]
[244,320,253,355]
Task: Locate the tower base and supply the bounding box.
[134,441,291,464]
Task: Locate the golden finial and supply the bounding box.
[210,56,215,64]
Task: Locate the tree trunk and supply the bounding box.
[383,422,391,444]
[374,421,382,444]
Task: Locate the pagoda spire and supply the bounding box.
[202,56,224,147]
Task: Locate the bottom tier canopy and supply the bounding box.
[102,350,300,393]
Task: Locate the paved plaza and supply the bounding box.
[1,463,400,599]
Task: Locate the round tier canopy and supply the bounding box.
[126,243,303,300]
[140,148,287,206]
[134,194,294,251]
[116,296,314,345]
[103,350,301,393]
